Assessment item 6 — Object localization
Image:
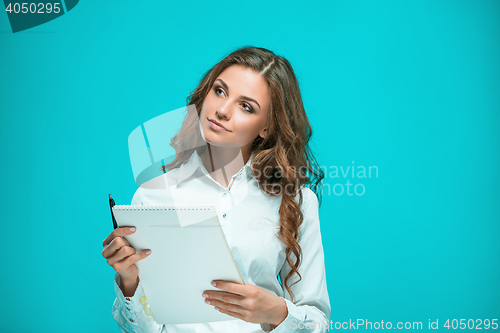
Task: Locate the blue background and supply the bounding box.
[1,0,499,332]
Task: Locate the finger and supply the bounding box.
[209,299,245,319]
[217,307,244,320]
[102,226,136,247]
[106,245,137,267]
[211,280,246,296]
[206,297,245,313]
[102,236,129,259]
[204,291,245,306]
[117,249,152,270]
[113,236,131,247]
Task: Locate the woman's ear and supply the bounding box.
[259,128,267,139]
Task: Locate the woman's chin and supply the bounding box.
[205,140,236,148]
[203,133,240,148]
[203,130,224,141]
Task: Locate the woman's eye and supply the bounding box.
[214,86,253,113]
[215,87,225,96]
[242,103,254,113]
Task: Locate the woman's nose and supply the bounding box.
[216,104,231,119]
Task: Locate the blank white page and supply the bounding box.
[113,205,245,324]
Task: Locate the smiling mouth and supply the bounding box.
[207,118,230,132]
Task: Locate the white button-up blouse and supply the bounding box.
[112,149,331,332]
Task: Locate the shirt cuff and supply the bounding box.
[260,297,305,333]
[113,272,151,324]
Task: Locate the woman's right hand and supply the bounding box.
[102,226,152,283]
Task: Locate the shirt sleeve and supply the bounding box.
[112,273,165,332]
[260,187,331,332]
[111,187,165,333]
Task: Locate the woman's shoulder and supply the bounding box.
[131,186,143,205]
[297,186,319,209]
[297,187,322,232]
[130,172,171,205]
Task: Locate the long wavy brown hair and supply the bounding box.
[161,46,324,302]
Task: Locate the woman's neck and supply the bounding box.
[198,143,250,187]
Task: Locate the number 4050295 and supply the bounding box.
[5,3,61,14]
[444,319,498,330]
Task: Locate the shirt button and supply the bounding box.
[222,192,227,197]
[222,213,227,218]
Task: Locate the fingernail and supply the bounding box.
[214,307,220,311]
[211,281,216,287]
[202,293,208,298]
[130,227,136,232]
[145,250,151,255]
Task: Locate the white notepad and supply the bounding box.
[112,205,245,325]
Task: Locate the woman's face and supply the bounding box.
[199,65,270,151]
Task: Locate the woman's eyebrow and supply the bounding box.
[216,79,261,109]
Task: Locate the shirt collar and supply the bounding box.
[169,149,256,187]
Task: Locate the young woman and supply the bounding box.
[102,46,330,332]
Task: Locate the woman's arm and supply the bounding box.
[111,187,165,333]
[261,187,331,333]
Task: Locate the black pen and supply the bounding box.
[109,194,118,229]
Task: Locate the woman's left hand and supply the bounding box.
[202,280,288,326]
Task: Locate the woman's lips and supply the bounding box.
[208,118,230,132]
